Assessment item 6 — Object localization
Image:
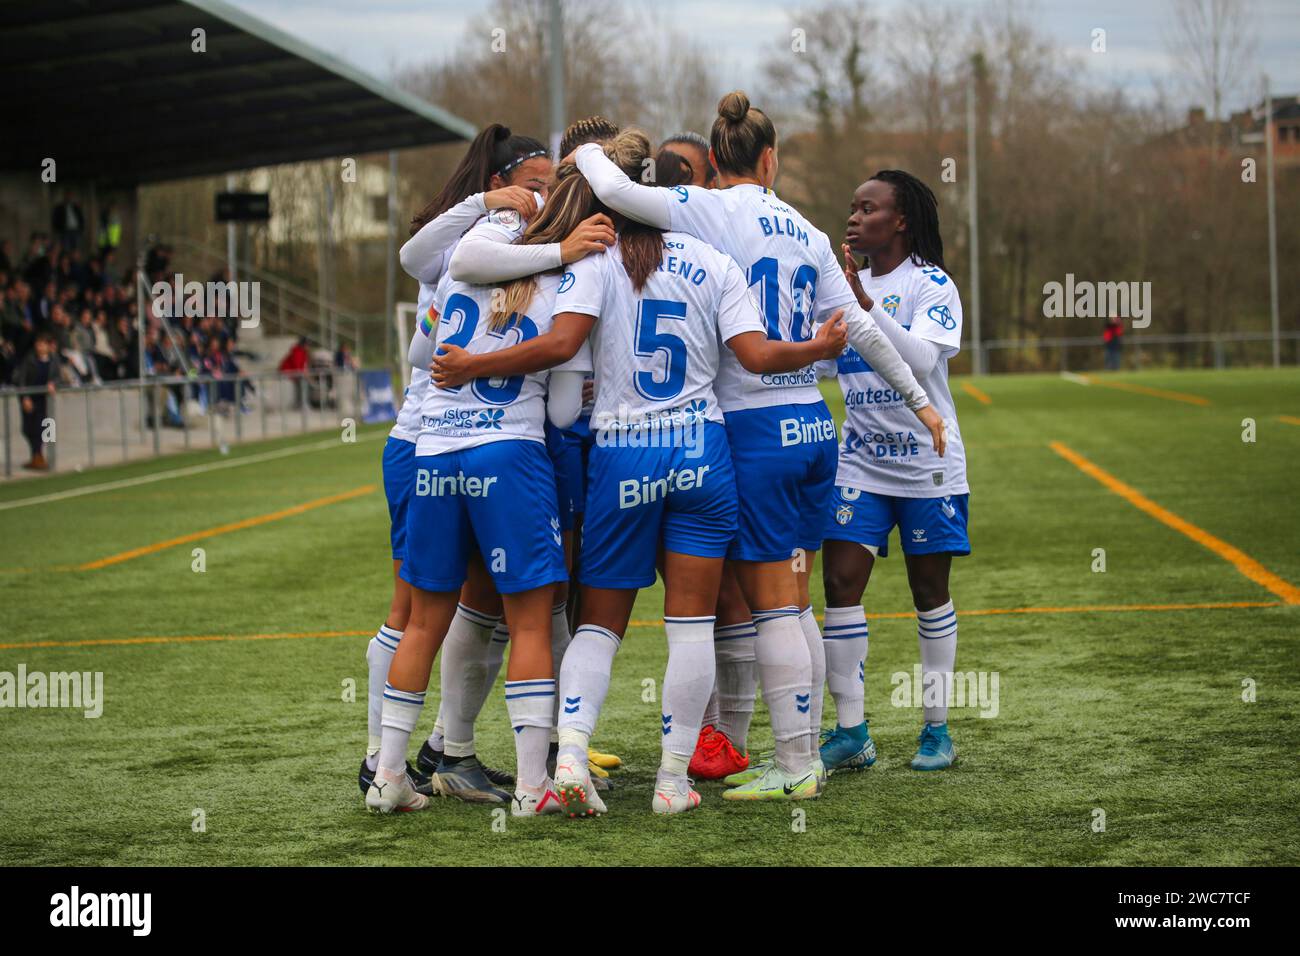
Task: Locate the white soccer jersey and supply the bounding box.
[394,202,539,444]
[555,231,765,434]
[661,184,857,413]
[831,257,968,496]
[417,270,592,456]
[390,281,437,444]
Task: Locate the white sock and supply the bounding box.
[550,602,572,740]
[430,615,507,751]
[505,678,555,789]
[824,605,869,728]
[702,686,720,729]
[437,603,501,758]
[917,600,957,725]
[557,624,621,763]
[378,684,425,776]
[714,620,757,750]
[366,625,402,771]
[661,615,716,776]
[753,606,813,774]
[798,606,826,739]
[484,620,509,691]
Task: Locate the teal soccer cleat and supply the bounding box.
[910,722,956,771]
[819,722,878,774]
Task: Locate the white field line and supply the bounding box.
[0,432,384,512]
[1059,371,1092,386]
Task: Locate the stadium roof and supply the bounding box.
[0,0,476,185]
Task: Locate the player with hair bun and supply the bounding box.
[819,170,968,775]
[570,91,945,802]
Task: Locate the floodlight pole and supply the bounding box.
[1264,76,1280,368]
[226,172,237,284]
[547,0,566,159]
[966,82,983,376]
[385,149,398,370]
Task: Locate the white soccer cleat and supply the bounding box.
[511,778,564,818]
[554,755,607,817]
[365,768,429,813]
[652,770,701,815]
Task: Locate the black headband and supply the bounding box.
[498,149,548,176]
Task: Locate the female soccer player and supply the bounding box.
[366,218,595,816]
[434,130,848,815]
[819,171,968,774]
[369,123,566,806]
[569,92,945,800]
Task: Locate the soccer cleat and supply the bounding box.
[722,752,773,788]
[587,748,622,770]
[432,756,511,803]
[511,779,564,817]
[721,762,819,802]
[689,726,750,780]
[652,770,701,815]
[358,759,435,798]
[819,722,878,775]
[417,741,514,787]
[365,768,429,813]
[812,755,827,792]
[554,754,607,818]
[911,722,956,771]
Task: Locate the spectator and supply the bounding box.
[334,340,359,371]
[1103,316,1123,371]
[12,331,60,470]
[279,336,310,408]
[51,191,85,251]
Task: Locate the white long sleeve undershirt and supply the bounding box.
[398,193,487,284]
[574,143,672,228]
[866,302,942,379]
[842,303,931,410]
[447,225,563,284]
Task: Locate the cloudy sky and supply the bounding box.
[228,0,1299,109]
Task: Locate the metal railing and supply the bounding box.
[167,238,371,357]
[959,330,1300,375]
[1,368,363,478]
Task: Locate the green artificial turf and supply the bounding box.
[1,368,1297,865]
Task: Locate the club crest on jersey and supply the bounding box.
[932,471,944,486]
[836,503,854,526]
[882,294,901,317]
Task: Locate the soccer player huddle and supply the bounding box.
[360,92,969,819]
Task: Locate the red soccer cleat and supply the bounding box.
[688,725,750,780]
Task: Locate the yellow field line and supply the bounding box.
[1079,374,1210,406]
[0,601,1282,651]
[1050,441,1300,605]
[961,381,992,405]
[1279,415,1300,426]
[76,484,377,570]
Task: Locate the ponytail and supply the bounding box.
[410,124,549,235]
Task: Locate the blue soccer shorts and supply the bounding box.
[381,435,416,561]
[823,485,971,558]
[400,439,567,594]
[579,421,737,590]
[723,401,838,562]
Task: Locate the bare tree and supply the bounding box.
[1165,0,1258,138]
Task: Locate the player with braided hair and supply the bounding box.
[818,169,968,775]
